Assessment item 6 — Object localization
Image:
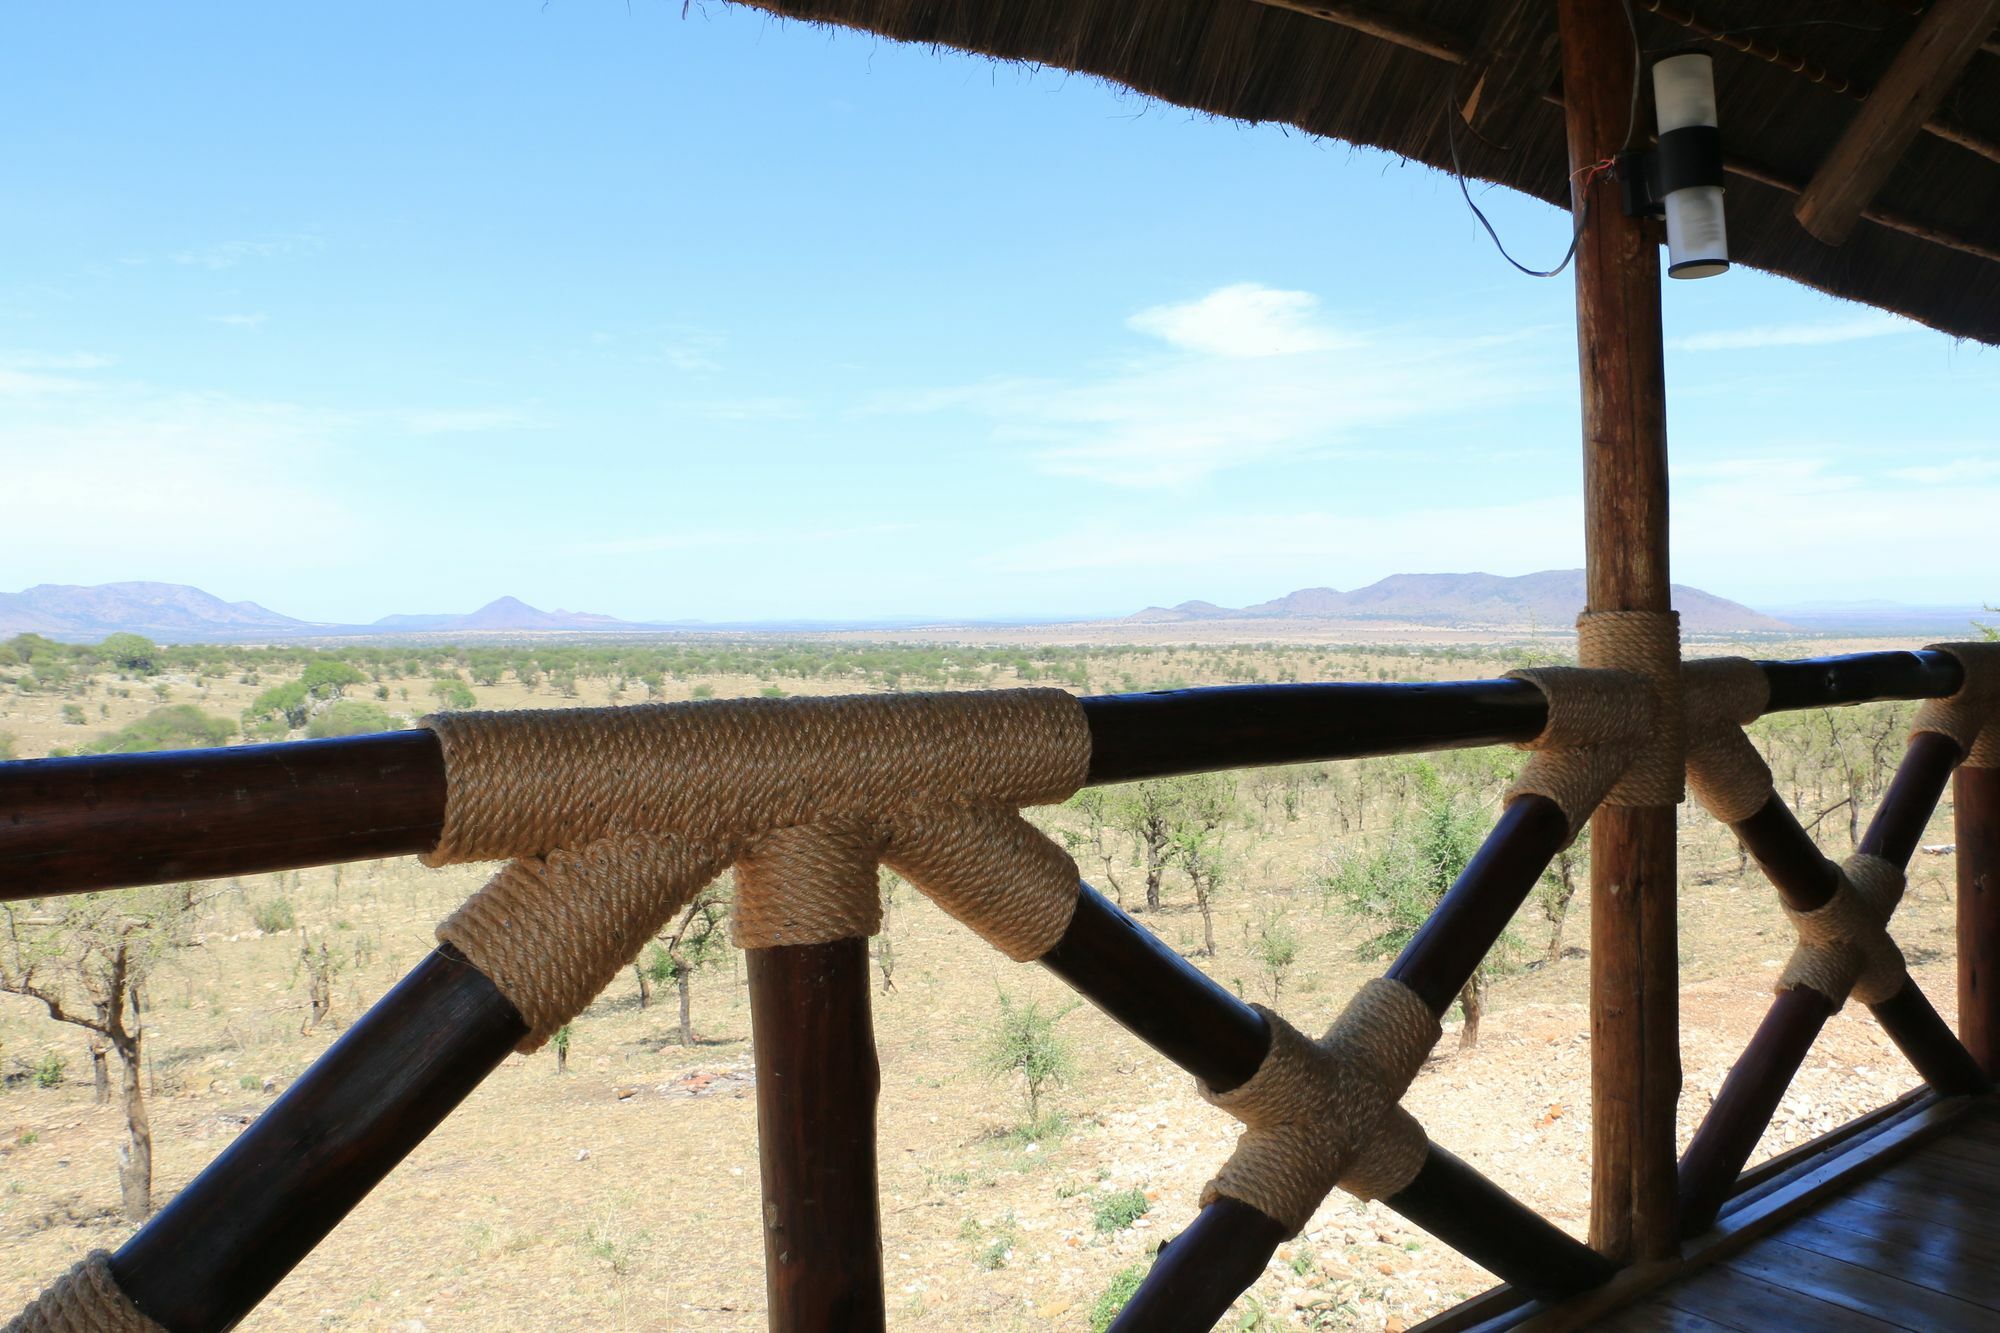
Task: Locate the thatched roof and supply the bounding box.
[734,0,2000,346]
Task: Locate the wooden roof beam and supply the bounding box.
[1456,0,1562,150]
[1245,0,1465,64]
[1795,0,2000,244]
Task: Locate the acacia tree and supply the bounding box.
[1171,824,1229,957]
[1112,775,1234,912]
[1536,824,1589,963]
[1328,763,1491,1048]
[1,884,200,1221]
[1060,788,1126,906]
[647,888,731,1046]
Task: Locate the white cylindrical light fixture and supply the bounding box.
[1651,52,1728,279]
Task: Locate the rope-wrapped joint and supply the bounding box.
[1683,656,1775,825]
[1777,852,1908,1010]
[1198,978,1440,1236]
[4,1250,161,1333]
[422,690,1092,1052]
[1501,663,1654,843]
[1914,642,2000,769]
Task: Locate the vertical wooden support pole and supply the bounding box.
[747,939,886,1332]
[1958,765,2000,1076]
[1558,0,1682,1263]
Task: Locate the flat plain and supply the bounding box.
[0,632,1969,1330]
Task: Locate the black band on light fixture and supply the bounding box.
[1621,52,1730,279]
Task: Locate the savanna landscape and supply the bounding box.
[0,628,1977,1331]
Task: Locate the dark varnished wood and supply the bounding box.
[1857,730,1963,867]
[1387,795,1571,1012]
[1850,731,1990,1095]
[1685,735,1986,1236]
[1678,986,1837,1236]
[1079,680,1548,785]
[1104,1196,1286,1333]
[1038,883,1268,1093]
[745,939,885,1333]
[0,731,446,899]
[1956,765,2000,1077]
[1387,1145,1617,1298]
[112,945,524,1331]
[0,655,1964,902]
[1867,980,1990,1096]
[1732,796,1840,912]
[1758,650,1963,714]
[1106,793,1606,1328]
[1562,0,1680,1262]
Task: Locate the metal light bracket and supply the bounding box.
[1618,126,1724,217]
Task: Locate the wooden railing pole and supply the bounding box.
[1959,763,2000,1076]
[0,653,1966,903]
[1559,0,1681,1264]
[1102,796,1610,1330]
[112,946,526,1330]
[1856,732,1990,1094]
[1676,986,1834,1235]
[746,939,885,1333]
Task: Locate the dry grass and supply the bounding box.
[0,640,1969,1330]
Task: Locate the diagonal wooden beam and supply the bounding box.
[1795,0,2000,244]
[1456,0,1563,149]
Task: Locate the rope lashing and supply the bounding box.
[1578,610,1685,807]
[1501,662,1655,840]
[3,1251,161,1333]
[1776,853,1908,1009]
[1914,641,2000,769]
[423,690,1093,1050]
[1199,978,1440,1235]
[1682,657,1775,824]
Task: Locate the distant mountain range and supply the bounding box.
[4,574,1979,642]
[0,583,650,641]
[1126,570,1793,634]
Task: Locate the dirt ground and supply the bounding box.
[0,643,1973,1330]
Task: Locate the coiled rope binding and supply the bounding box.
[4,1251,160,1333]
[421,689,1093,1050]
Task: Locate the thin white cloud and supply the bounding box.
[208,313,267,329]
[1670,314,1915,353]
[1127,283,1356,359]
[697,396,806,422]
[2,387,361,570]
[171,233,323,270]
[400,407,535,434]
[989,496,1585,579]
[1672,480,2000,603]
[874,284,1549,487]
[575,521,920,556]
[644,332,723,373]
[1886,458,2000,484]
[0,351,115,371]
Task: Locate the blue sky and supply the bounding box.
[2,2,1994,624]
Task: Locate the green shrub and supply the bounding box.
[1090,1263,1150,1332]
[1091,1188,1150,1234]
[431,677,477,710]
[0,732,15,760]
[253,898,297,934]
[982,992,1077,1125]
[306,700,398,738]
[60,703,86,725]
[34,1051,65,1088]
[98,633,159,674]
[86,705,235,754]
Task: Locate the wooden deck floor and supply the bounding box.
[1610,1115,2000,1331]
